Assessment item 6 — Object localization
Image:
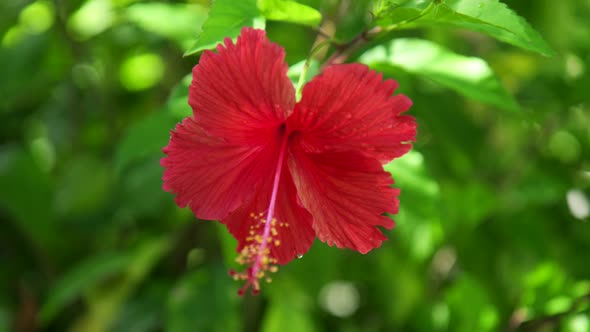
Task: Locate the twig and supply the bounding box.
[322,26,382,68]
[506,292,590,331]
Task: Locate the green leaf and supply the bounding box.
[445,275,499,332]
[0,307,9,332]
[55,155,111,217]
[385,150,443,261]
[257,0,321,27]
[39,253,131,324]
[0,146,56,248]
[69,237,172,332]
[120,159,172,218]
[262,298,316,332]
[125,3,208,49]
[361,38,520,112]
[167,266,240,332]
[184,0,260,55]
[114,111,177,173]
[167,74,192,120]
[375,0,554,56]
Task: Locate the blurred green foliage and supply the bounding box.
[1,0,590,331]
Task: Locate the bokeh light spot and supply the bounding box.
[544,296,572,315]
[319,281,360,317]
[19,0,55,34]
[566,189,590,220]
[564,53,585,80]
[548,130,581,163]
[1,26,24,47]
[68,0,113,39]
[119,53,165,91]
[567,314,590,332]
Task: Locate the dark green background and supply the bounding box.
[1,0,589,331]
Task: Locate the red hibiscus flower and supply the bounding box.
[161,27,416,295]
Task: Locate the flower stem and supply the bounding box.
[296,39,333,101]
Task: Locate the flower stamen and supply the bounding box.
[231,130,289,295]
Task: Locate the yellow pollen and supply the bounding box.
[231,211,284,295]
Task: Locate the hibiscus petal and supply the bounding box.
[288,63,416,163]
[161,117,279,220]
[288,140,399,254]
[222,161,315,265]
[190,27,295,145]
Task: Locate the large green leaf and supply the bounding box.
[69,237,172,332]
[375,0,554,56]
[39,253,131,324]
[257,0,321,27]
[361,38,520,112]
[184,0,260,55]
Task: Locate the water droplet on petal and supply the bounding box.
[344,112,352,119]
[297,254,304,259]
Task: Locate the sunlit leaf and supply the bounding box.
[361,38,520,112]
[257,0,321,27]
[385,150,443,261]
[375,0,554,56]
[125,3,208,49]
[184,0,260,55]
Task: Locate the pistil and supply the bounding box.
[231,129,290,295]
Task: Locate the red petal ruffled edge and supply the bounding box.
[161,117,279,220]
[288,138,398,254]
[190,27,295,145]
[288,63,416,164]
